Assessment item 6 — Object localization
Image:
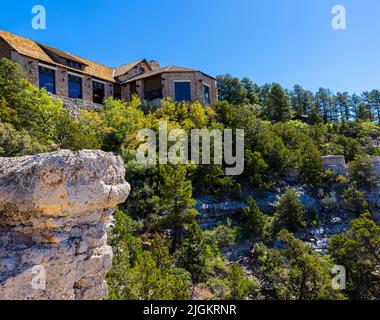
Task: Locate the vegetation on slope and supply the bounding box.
[1,59,379,300]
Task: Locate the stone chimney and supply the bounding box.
[0,150,130,300]
[149,60,161,71]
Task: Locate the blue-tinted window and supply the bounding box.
[39,66,56,94]
[68,75,82,99]
[203,85,211,104]
[66,60,83,69]
[174,82,191,101]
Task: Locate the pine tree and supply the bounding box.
[227,263,250,300]
[273,189,307,233]
[290,84,313,116]
[328,215,380,299]
[336,92,350,123]
[255,230,346,300]
[242,198,266,241]
[315,88,331,122]
[175,222,209,282]
[265,83,292,122]
[158,164,198,252]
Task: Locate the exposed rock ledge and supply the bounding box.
[0,150,130,300]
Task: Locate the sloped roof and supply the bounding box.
[113,59,147,77]
[0,30,215,84]
[123,65,208,83]
[0,30,115,82]
[37,43,88,66]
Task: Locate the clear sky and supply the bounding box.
[0,0,379,93]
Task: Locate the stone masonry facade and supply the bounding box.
[0,30,218,112]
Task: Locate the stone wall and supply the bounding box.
[0,150,130,300]
[11,51,39,87]
[49,94,104,117]
[162,72,218,105]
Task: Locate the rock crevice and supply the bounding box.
[0,150,130,300]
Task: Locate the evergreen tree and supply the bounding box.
[328,215,380,300]
[348,154,377,189]
[254,230,346,300]
[242,198,266,241]
[315,88,332,122]
[241,77,260,105]
[216,74,249,105]
[299,142,323,185]
[227,263,250,300]
[175,222,210,282]
[342,186,370,216]
[336,92,350,123]
[265,83,292,122]
[273,189,307,233]
[157,164,198,252]
[369,89,380,124]
[362,91,375,122]
[290,84,313,116]
[349,94,362,120]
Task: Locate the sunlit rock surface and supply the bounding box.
[0,150,130,300]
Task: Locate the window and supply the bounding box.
[203,85,211,104]
[174,81,191,101]
[114,84,122,100]
[93,81,105,104]
[39,66,56,94]
[66,60,83,70]
[144,89,163,102]
[68,74,82,99]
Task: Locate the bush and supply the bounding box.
[0,122,48,156]
[348,154,378,189]
[273,189,307,233]
[242,198,266,241]
[342,187,370,216]
[203,225,239,252]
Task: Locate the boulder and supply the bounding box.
[0,150,130,300]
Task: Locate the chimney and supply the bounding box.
[149,60,160,71]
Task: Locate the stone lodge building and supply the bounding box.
[0,30,217,109]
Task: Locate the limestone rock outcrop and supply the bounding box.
[322,155,349,177]
[0,150,130,300]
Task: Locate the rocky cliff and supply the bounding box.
[0,150,130,300]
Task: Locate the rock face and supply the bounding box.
[0,150,130,300]
[322,155,349,177]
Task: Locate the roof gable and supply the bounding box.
[113,59,151,78]
[0,30,115,82]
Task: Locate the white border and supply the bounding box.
[173,80,192,83]
[38,63,58,71]
[93,79,106,85]
[68,71,84,78]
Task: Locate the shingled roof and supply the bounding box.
[0,30,215,85]
[113,59,148,77]
[123,65,210,83]
[0,30,115,82]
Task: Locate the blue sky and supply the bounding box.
[1,0,379,93]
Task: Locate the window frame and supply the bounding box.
[174,80,192,102]
[68,72,83,99]
[203,83,211,105]
[92,80,105,104]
